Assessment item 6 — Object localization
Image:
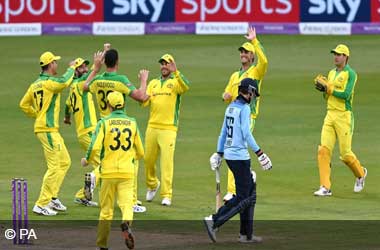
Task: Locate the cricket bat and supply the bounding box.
[215,168,222,212]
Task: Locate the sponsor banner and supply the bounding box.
[250,22,299,34]
[0,23,41,36]
[145,22,195,34]
[0,0,103,23]
[351,22,380,34]
[196,22,248,35]
[176,0,299,22]
[371,0,380,21]
[103,0,174,22]
[93,22,144,35]
[300,0,371,22]
[42,23,92,35]
[299,22,351,35]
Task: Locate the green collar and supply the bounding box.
[103,71,118,76]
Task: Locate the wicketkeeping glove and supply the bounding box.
[210,153,222,171]
[258,153,272,171]
[314,74,334,95]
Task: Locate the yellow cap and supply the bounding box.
[238,42,255,53]
[331,44,350,56]
[107,91,124,109]
[74,57,90,68]
[40,51,61,66]
[158,53,174,63]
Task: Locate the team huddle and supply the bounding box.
[19,27,367,249]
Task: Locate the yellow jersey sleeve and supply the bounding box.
[251,38,268,80]
[134,127,144,160]
[86,119,105,165]
[173,70,190,94]
[44,67,75,93]
[223,73,237,104]
[64,86,74,116]
[142,80,153,107]
[19,86,37,118]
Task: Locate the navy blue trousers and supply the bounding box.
[212,159,256,239]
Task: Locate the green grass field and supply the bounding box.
[0,34,379,248]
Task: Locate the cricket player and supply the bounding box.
[19,51,77,216]
[82,91,144,250]
[313,44,367,196]
[204,78,272,243]
[84,48,149,213]
[222,26,268,201]
[64,51,104,207]
[142,54,190,206]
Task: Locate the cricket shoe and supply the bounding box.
[203,215,217,243]
[48,198,67,211]
[313,186,332,196]
[354,168,367,193]
[146,181,160,202]
[223,192,235,202]
[238,234,263,243]
[33,205,57,216]
[84,172,96,201]
[121,222,134,249]
[133,204,146,213]
[74,198,98,207]
[161,198,171,206]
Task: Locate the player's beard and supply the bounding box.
[161,68,170,78]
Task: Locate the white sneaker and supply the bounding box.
[313,186,332,196]
[238,234,263,243]
[223,192,234,202]
[203,215,217,242]
[48,198,67,211]
[133,204,146,213]
[74,198,98,207]
[84,172,96,201]
[146,181,160,202]
[161,197,171,206]
[354,168,367,193]
[33,205,57,216]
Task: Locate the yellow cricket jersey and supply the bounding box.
[88,72,136,118]
[223,38,268,119]
[65,71,97,137]
[142,70,190,131]
[326,64,357,112]
[19,67,75,133]
[86,110,144,179]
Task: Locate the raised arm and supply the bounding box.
[245,26,268,79]
[83,50,105,92]
[130,69,149,102]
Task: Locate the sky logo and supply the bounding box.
[300,0,370,22]
[104,0,174,22]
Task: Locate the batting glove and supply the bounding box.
[258,153,272,171]
[210,153,222,171]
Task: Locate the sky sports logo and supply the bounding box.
[0,0,378,23]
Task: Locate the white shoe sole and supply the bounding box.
[146,182,160,202]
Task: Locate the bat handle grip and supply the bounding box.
[215,168,221,183]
